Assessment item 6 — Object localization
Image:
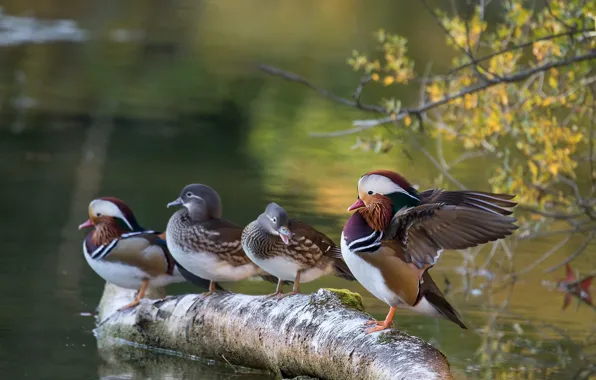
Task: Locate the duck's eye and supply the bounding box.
[272,217,277,223]
[367,191,374,195]
[186,192,192,197]
[96,213,102,217]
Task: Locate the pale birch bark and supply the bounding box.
[95,283,453,380]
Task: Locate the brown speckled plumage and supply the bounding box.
[167,208,252,266]
[242,205,354,281]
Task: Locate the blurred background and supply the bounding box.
[1,0,595,379]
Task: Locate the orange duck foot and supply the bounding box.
[364,306,396,333]
[276,291,300,299]
[364,320,393,334]
[118,300,140,311]
[365,319,394,326]
[264,291,284,299]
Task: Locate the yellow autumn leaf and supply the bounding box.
[383,76,395,86]
[404,115,411,127]
[426,83,443,102]
[528,161,538,178]
[548,76,558,89]
[371,73,380,81]
[463,138,475,148]
[548,163,559,176]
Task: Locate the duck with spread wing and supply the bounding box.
[341,170,518,333]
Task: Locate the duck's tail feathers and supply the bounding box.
[420,271,467,329]
[424,291,467,329]
[332,257,356,281]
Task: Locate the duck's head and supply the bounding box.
[167,184,222,220]
[347,170,419,230]
[78,197,140,232]
[257,202,292,245]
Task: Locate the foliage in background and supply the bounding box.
[262,0,596,377]
[347,1,594,211]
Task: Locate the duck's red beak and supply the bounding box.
[348,198,365,212]
[78,219,94,230]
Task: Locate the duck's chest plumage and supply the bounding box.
[82,233,149,289]
[341,213,407,307]
[242,221,332,282]
[241,221,279,260]
[166,209,257,281]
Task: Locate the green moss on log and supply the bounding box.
[323,288,365,312]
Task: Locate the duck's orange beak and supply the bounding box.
[78,219,94,230]
[348,198,365,212]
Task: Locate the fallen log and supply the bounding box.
[95,283,453,380]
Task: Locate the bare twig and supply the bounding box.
[415,140,467,190]
[353,75,373,107]
[509,234,572,278]
[590,114,595,196]
[480,241,500,271]
[544,0,575,31]
[544,231,596,273]
[420,0,475,62]
[257,64,386,114]
[519,223,596,240]
[516,205,585,220]
[448,151,486,168]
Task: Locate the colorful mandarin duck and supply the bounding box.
[241,202,355,297]
[341,170,518,333]
[165,184,278,295]
[79,197,211,310]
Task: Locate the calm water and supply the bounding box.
[1,1,594,379]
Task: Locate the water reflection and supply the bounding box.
[0,1,593,379]
[98,338,272,380]
[0,8,86,46]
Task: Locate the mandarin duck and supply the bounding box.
[341,170,518,333]
[166,184,278,295]
[241,202,355,297]
[79,197,211,310]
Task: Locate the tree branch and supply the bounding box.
[447,29,593,76]
[508,234,572,278]
[351,50,596,129]
[257,64,386,114]
[516,205,585,220]
[544,231,596,273]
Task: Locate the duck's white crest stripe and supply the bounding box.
[395,187,419,200]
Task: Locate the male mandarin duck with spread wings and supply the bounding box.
[341,170,518,333]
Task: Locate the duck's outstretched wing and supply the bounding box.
[387,191,518,269]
